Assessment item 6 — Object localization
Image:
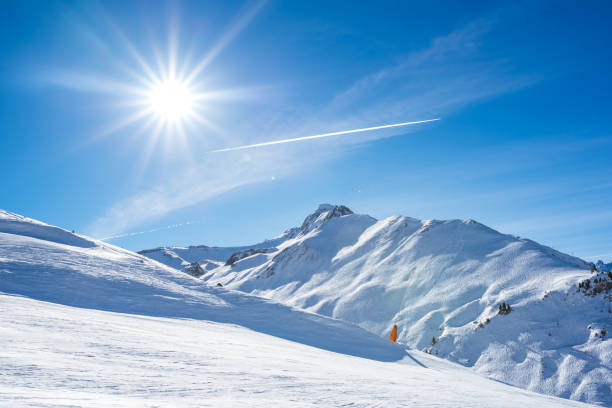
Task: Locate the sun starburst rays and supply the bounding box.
[100,49,221,161]
[72,1,269,172]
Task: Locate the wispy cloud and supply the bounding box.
[324,18,535,125]
[88,155,271,238]
[88,16,539,238]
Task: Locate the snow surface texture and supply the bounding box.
[143,204,612,406]
[1,296,591,408]
[0,209,593,407]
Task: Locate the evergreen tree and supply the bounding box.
[498,302,511,315]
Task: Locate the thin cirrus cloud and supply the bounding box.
[324,18,536,125]
[88,16,538,239]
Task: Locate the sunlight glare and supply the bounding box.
[147,79,195,122]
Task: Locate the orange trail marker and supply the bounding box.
[388,324,398,342]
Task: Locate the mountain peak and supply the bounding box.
[300,204,354,231]
[315,203,353,216]
[279,204,356,240]
[595,260,612,272]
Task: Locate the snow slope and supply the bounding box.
[1,295,592,408]
[143,204,612,406]
[0,209,594,407]
[0,210,401,361]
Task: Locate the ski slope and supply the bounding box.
[2,295,592,408]
[0,209,597,407]
[143,204,612,406]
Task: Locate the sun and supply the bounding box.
[89,19,260,166]
[63,1,270,170]
[147,79,195,122]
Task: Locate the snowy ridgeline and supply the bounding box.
[141,204,612,406]
[0,209,594,407]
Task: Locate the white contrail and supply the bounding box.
[99,221,199,241]
[211,118,440,153]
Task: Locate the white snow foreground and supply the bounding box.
[2,296,590,408]
[0,210,595,407]
[142,204,612,406]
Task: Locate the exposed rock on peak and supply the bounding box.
[225,247,277,266]
[183,261,205,277]
[316,203,353,216]
[297,204,354,235]
[596,260,612,272]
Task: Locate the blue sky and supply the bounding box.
[1,0,611,261]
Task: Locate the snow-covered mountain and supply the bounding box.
[142,204,612,406]
[0,209,401,361]
[1,209,593,407]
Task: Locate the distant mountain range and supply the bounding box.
[141,204,612,405]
